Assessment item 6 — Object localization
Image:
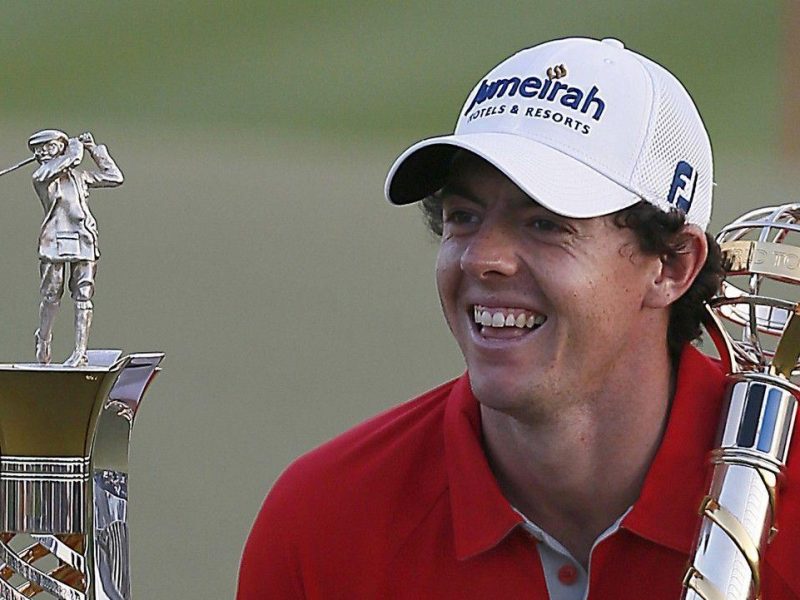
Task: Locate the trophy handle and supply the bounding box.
[91,353,163,600]
[683,372,799,599]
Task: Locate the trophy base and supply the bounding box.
[0,349,163,600]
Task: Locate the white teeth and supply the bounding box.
[472,305,547,330]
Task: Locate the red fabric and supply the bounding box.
[237,346,800,599]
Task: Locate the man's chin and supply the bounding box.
[468,370,540,412]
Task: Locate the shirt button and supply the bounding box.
[557,563,578,585]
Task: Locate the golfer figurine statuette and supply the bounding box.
[27,129,123,367]
[0,129,164,599]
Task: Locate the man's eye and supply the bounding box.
[444,210,477,225]
[530,219,562,232]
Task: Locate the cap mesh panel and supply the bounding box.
[634,61,712,227]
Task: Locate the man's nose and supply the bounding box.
[460,221,519,279]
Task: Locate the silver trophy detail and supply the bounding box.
[0,129,124,367]
[0,131,163,599]
[683,204,800,599]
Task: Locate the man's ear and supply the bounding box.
[644,225,708,309]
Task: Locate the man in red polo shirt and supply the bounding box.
[238,38,800,598]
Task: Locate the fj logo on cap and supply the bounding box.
[667,160,697,213]
[546,64,567,80]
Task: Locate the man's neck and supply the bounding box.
[479,351,675,567]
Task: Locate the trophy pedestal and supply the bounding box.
[0,350,163,600]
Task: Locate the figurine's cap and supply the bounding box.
[385,37,713,230]
[28,129,68,151]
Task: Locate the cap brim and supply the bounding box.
[384,132,640,219]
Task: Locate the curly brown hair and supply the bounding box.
[420,196,723,363]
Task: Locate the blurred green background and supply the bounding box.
[0,1,796,597]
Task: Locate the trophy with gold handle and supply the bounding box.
[683,204,800,599]
[0,130,164,599]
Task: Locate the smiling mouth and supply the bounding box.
[472,304,547,337]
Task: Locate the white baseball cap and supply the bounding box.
[385,37,713,229]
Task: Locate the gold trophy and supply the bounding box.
[0,131,164,599]
[683,204,800,599]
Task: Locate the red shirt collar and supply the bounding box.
[622,345,727,552]
[444,345,727,560]
[444,375,522,559]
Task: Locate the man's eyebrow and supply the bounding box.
[437,183,487,207]
[438,182,544,210]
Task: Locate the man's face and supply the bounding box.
[435,153,664,419]
[34,140,64,164]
